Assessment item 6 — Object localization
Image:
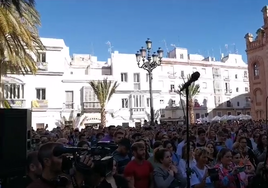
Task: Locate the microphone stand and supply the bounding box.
[185,86,191,188]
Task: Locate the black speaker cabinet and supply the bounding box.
[0,109,32,178]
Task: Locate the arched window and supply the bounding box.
[253,63,259,78]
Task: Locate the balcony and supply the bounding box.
[31,100,48,108]
[36,62,48,71]
[243,77,248,82]
[213,74,221,79]
[82,102,101,112]
[169,89,176,94]
[130,107,146,119]
[225,89,232,96]
[63,102,74,109]
[134,83,140,90]
[3,99,26,108]
[214,89,222,94]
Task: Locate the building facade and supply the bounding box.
[245,6,268,120]
[2,37,250,129]
[1,38,71,130]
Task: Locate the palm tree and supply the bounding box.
[1,0,35,16]
[0,1,45,107]
[89,78,119,128]
[178,74,200,124]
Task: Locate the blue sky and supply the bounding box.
[36,0,267,62]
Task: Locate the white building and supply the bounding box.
[1,38,250,129]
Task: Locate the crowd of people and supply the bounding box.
[8,119,268,188]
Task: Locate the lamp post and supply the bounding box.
[135,38,163,125]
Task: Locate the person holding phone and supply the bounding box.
[214,148,246,188]
[232,150,248,186]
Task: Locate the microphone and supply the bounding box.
[179,71,200,92]
[53,145,88,157]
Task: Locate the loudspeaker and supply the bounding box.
[0,109,32,178]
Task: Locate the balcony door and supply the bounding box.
[65,91,74,109]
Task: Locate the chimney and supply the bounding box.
[221,53,224,60]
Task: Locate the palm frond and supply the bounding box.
[0,1,45,76]
[89,78,119,107]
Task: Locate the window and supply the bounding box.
[83,87,100,108]
[236,87,239,92]
[37,53,46,62]
[146,73,149,82]
[133,73,140,82]
[4,84,24,99]
[246,111,250,115]
[245,87,249,92]
[237,111,241,115]
[170,84,175,91]
[195,113,200,120]
[133,73,140,90]
[121,98,128,108]
[180,70,185,78]
[65,91,74,109]
[227,100,232,107]
[132,94,144,108]
[146,98,150,107]
[227,112,232,115]
[253,63,259,78]
[244,71,248,78]
[201,68,206,75]
[224,70,229,78]
[235,74,238,79]
[225,82,230,92]
[245,97,250,102]
[121,73,128,82]
[160,99,164,104]
[36,88,46,100]
[202,82,207,89]
[217,111,222,117]
[237,102,240,106]
[180,54,184,59]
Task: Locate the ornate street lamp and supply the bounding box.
[135,38,163,125]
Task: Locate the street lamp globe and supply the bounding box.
[157,47,164,58]
[152,52,158,63]
[140,47,146,58]
[135,51,141,62]
[146,38,152,50]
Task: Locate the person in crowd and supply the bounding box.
[7,152,42,188]
[206,141,217,166]
[214,148,246,188]
[232,150,249,186]
[215,131,227,152]
[163,140,180,169]
[77,140,90,149]
[114,131,124,144]
[191,147,213,188]
[250,132,259,150]
[27,142,68,188]
[254,134,268,163]
[148,141,163,168]
[102,125,116,141]
[112,138,131,175]
[124,142,153,188]
[153,148,186,188]
[176,130,187,157]
[237,136,257,167]
[196,128,207,147]
[56,138,68,146]
[178,142,196,178]
[98,160,129,188]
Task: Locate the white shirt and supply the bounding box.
[176,140,185,157]
[190,165,211,186]
[179,158,196,178]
